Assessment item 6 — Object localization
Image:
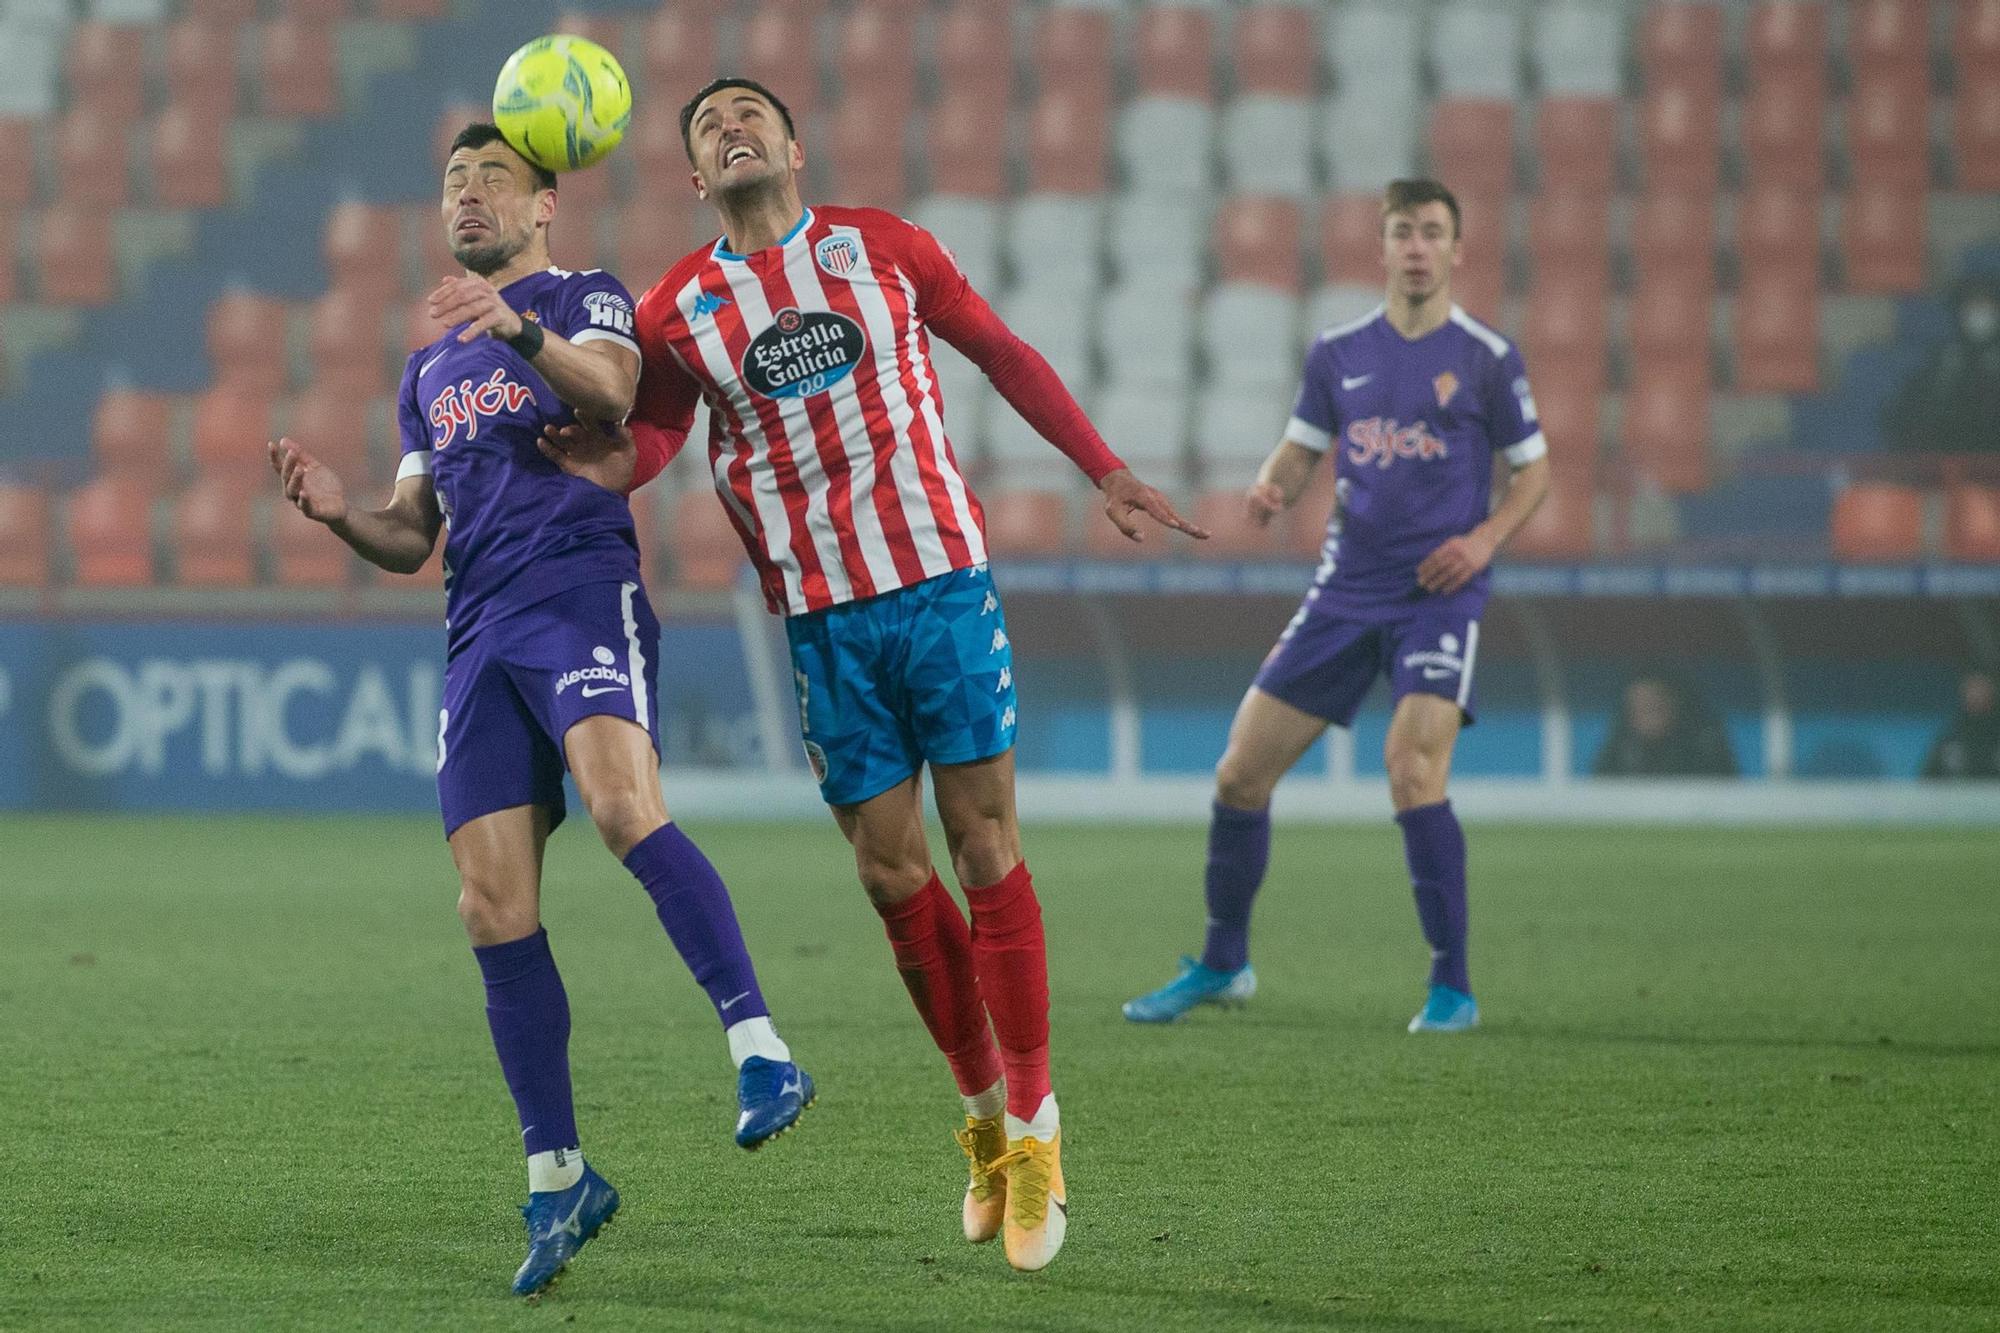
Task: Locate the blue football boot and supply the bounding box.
[1121,955,1258,1023]
[1407,983,1480,1033]
[735,1055,815,1149]
[512,1165,620,1297]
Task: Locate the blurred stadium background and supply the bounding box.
[0,0,1997,822]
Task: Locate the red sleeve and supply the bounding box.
[895,217,1127,485]
[626,287,702,493]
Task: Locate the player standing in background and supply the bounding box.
[269,123,813,1297]
[542,77,1204,1272]
[1123,179,1553,1034]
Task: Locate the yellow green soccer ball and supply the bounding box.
[492,34,632,173]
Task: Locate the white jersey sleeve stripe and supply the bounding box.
[397,449,433,480]
[1447,305,1512,357]
[1503,430,1548,466]
[1283,416,1335,453]
[570,328,641,357]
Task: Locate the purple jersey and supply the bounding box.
[396,265,642,653]
[1284,305,1547,620]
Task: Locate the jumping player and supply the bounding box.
[269,123,813,1297]
[543,78,1204,1272]
[1122,179,1553,1033]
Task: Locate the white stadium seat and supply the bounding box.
[1000,285,1097,398]
[1200,283,1302,392]
[1431,1,1524,99]
[1327,2,1422,97]
[1219,95,1317,199]
[1194,382,1297,474]
[1305,284,1384,346]
[912,194,1005,295]
[1118,96,1218,200]
[1106,193,1209,292]
[1005,193,1106,292]
[1094,380,1193,473]
[1096,281,1199,389]
[1322,92,1423,192]
[1535,2,1625,98]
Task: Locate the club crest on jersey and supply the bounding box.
[742,306,866,401]
[1433,371,1460,407]
[1345,417,1449,469]
[429,368,536,448]
[814,234,860,278]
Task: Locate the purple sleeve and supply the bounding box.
[552,270,640,357]
[1281,341,1339,454]
[1489,345,1548,465]
[394,353,432,482]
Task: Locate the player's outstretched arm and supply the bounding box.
[1416,455,1552,596]
[1097,468,1210,543]
[1246,440,1322,527]
[427,275,639,423]
[269,437,441,574]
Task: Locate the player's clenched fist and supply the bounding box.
[268,437,349,525]
[428,274,524,345]
[1245,481,1285,528]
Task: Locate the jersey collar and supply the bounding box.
[713,208,815,263]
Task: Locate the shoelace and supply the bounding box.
[986,1139,1052,1226]
[955,1122,1007,1200]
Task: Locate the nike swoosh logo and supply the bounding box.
[420,349,450,375]
[579,684,624,697]
[1342,374,1373,390]
[719,990,752,1011]
[1422,667,1455,680]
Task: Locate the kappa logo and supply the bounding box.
[692,290,731,319]
[990,628,1008,653]
[814,233,860,278]
[997,666,1012,691]
[1345,417,1449,469]
[428,368,537,448]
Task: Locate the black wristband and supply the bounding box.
[506,319,546,359]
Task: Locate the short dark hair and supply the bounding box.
[447,122,557,193]
[1382,178,1461,239]
[678,77,796,163]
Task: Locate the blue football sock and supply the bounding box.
[1397,800,1470,994]
[1200,800,1271,972]
[473,928,580,1159]
[623,823,769,1026]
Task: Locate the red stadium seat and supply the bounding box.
[189,0,260,19]
[668,488,750,589]
[1944,485,2000,562]
[0,483,52,588]
[1630,192,1718,292]
[1746,1,1828,82]
[152,105,231,211]
[284,389,375,483]
[1527,189,1612,280]
[1734,186,1823,289]
[1026,90,1110,194]
[1953,72,2000,191]
[925,91,1009,198]
[644,10,719,97]
[35,206,117,307]
[1233,4,1319,98]
[1034,7,1115,109]
[1522,283,1610,397]
[1529,368,1605,466]
[65,22,148,127]
[1741,69,1828,190]
[1214,196,1304,292]
[1846,69,1932,189]
[281,0,353,17]
[0,119,36,210]
[305,288,391,399]
[164,21,240,120]
[1636,2,1724,94]
[172,477,258,587]
[1134,6,1216,101]
[1848,0,1931,77]
[1831,483,1923,561]
[372,0,451,17]
[1451,190,1508,306]
[742,6,820,115]
[1732,274,1821,393]
[92,389,176,486]
[1429,99,1515,199]
[981,489,1070,559]
[1839,185,1926,293]
[932,3,1015,107]
[1960,0,2000,77]
[324,202,405,302]
[1318,193,1383,285]
[628,101,691,195]
[190,388,277,487]
[836,5,918,116]
[1638,82,1721,194]
[1622,363,1712,493]
[261,22,340,119]
[207,292,293,397]
[1509,475,1596,559]
[269,497,353,588]
[551,12,627,62]
[53,109,132,210]
[1535,98,1619,194]
[825,91,911,210]
[65,475,158,587]
[1189,489,1292,558]
[610,188,712,291]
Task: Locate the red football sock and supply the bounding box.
[875,873,1003,1097]
[964,861,1052,1122]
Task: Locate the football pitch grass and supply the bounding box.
[4,816,1996,1332]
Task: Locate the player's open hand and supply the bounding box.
[269,437,348,525]
[540,418,638,495]
[1098,468,1209,543]
[1417,531,1496,596]
[428,274,524,344]
[1245,481,1285,528]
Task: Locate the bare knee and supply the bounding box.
[946,817,1020,890]
[580,778,665,858]
[1214,748,1278,811]
[1386,743,1448,812]
[853,843,934,909]
[456,869,538,947]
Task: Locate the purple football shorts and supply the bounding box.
[1253,595,1483,728]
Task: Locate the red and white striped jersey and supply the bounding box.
[630,206,999,617]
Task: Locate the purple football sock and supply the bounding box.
[1397,800,1470,994]
[473,928,579,1159]
[1199,800,1271,973]
[623,823,769,1025]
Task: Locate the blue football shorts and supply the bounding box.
[784,564,1018,807]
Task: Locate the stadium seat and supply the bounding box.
[1530,368,1604,466]
[1508,475,1595,559]
[1959,0,2000,76]
[1218,95,1315,200]
[92,388,175,485]
[1943,485,2000,562]
[1432,1,1523,99]
[1846,69,1931,190]
[283,389,374,484]
[187,0,260,20]
[1213,196,1303,292]
[824,91,910,210]
[1201,284,1299,392]
[1741,69,1829,190]
[1622,363,1712,493]
[324,201,404,303]
[1732,274,1821,393]
[1093,380,1192,474]
[1319,193,1385,286]
[1955,72,2000,191]
[1848,0,1930,77]
[1107,193,1207,292]
[151,103,230,210]
[1027,89,1111,195]
[1638,82,1721,194]
[0,119,36,209]
[65,474,157,586]
[925,90,1009,199]
[1734,186,1823,290]
[931,3,1015,107]
[171,476,257,587]
[1746,1,1828,83]
[668,487,748,590]
[1527,189,1612,280]
[372,0,450,17]
[1190,488,1291,558]
[1522,283,1610,398]
[912,194,1003,292]
[1193,382,1293,476]
[1429,99,1516,199]
[1534,2,1623,98]
[1535,98,1618,194]
[1033,7,1115,110]
[1134,5,1215,101]
[162,19,238,120]
[207,292,293,397]
[1096,284,1198,392]
[1233,4,1318,97]
[64,21,147,126]
[1839,185,1926,293]
[281,0,352,18]
[1304,283,1382,338]
[35,205,117,306]
[261,21,339,119]
[609,189,712,296]
[742,5,820,114]
[550,12,625,64]
[1636,1,1724,95]
[1451,190,1508,306]
[1321,91,1420,192]
[643,9,717,99]
[1005,193,1104,292]
[835,4,918,116]
[189,388,276,487]
[1630,192,1718,292]
[0,483,52,588]
[980,488,1070,559]
[1327,3,1421,100]
[53,108,132,209]
[267,488,352,588]
[1830,482,1923,561]
[1117,97,1217,200]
